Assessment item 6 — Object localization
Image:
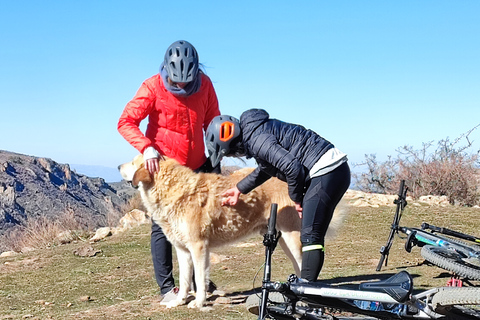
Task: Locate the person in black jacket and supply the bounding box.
[205,109,351,282]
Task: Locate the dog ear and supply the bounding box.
[132,167,152,187]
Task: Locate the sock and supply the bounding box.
[301,249,325,282]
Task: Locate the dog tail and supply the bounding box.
[325,198,350,241]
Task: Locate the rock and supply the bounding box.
[213,296,230,304]
[418,195,449,206]
[118,209,149,230]
[89,227,112,242]
[0,150,131,238]
[73,245,101,257]
[20,247,35,253]
[344,190,398,207]
[344,189,450,208]
[0,251,17,258]
[79,296,94,302]
[55,230,79,244]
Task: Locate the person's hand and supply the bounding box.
[221,187,241,206]
[295,202,303,219]
[145,158,159,175]
[143,146,163,175]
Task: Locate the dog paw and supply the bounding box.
[165,298,185,309]
[187,299,206,309]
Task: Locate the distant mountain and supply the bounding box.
[0,150,134,238]
[70,164,123,183]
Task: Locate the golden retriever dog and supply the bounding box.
[119,155,345,309]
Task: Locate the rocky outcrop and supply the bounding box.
[88,209,150,242]
[0,150,132,237]
[343,189,452,207]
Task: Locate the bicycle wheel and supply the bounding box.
[421,245,480,280]
[432,287,480,319]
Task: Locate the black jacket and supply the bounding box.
[236,109,333,203]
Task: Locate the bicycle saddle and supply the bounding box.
[359,271,413,303]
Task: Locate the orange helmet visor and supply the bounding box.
[219,121,236,142]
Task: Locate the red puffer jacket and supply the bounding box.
[118,73,220,170]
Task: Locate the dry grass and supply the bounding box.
[0,201,133,253]
[0,210,91,253]
[0,203,479,319]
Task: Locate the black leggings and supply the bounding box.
[300,161,350,281]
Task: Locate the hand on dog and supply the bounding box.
[143,146,165,175]
[221,187,241,206]
[295,202,303,219]
[145,158,159,175]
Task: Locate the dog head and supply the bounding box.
[118,154,152,188]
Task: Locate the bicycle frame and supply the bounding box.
[260,279,451,319]
[401,225,480,258]
[421,222,480,245]
[250,204,457,320]
[376,180,480,281]
[376,180,408,271]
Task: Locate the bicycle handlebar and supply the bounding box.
[268,203,278,236]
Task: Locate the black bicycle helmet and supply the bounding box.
[206,115,242,167]
[163,40,199,83]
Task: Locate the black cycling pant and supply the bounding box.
[300,161,350,282]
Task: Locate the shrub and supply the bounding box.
[353,125,480,206]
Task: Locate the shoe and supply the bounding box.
[207,280,226,296]
[160,287,179,306]
[191,280,218,294]
[207,280,217,294]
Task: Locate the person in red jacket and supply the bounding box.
[118,40,221,304]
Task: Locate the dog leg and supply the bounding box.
[187,242,209,309]
[278,231,302,275]
[166,246,192,308]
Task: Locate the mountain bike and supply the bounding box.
[376,180,480,284]
[246,203,480,319]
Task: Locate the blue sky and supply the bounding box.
[1,1,479,181]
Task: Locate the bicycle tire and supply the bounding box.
[245,292,288,316]
[432,287,480,319]
[421,245,480,280]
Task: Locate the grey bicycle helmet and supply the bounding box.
[163,40,199,83]
[206,115,242,167]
